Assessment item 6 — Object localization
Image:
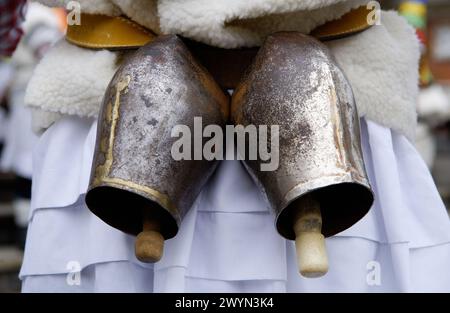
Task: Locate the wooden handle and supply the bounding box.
[293,195,329,278]
[135,218,164,263]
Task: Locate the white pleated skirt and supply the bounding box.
[19,116,450,292]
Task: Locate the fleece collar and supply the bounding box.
[65,6,373,50]
[37,0,370,48]
[25,11,420,141]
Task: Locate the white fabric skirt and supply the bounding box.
[20,116,450,292]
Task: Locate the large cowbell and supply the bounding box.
[86,35,229,262]
[232,32,374,242]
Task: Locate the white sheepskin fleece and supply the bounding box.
[157,0,369,48]
[35,0,368,48]
[327,11,420,141]
[25,40,119,122]
[110,0,160,33]
[25,5,419,141]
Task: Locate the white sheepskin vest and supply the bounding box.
[26,0,420,141]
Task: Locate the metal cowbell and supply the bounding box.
[86,35,229,263]
[232,32,374,277]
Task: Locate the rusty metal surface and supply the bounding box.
[86,35,229,239]
[232,32,374,240]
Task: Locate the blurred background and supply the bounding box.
[0,0,449,292]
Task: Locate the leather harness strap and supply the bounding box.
[66,6,374,50]
[65,6,374,89]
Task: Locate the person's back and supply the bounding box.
[18,0,450,292]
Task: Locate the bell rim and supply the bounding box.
[275,178,374,240]
[85,182,180,240]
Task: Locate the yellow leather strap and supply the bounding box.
[66,6,373,50]
[66,14,156,49]
[311,6,374,41]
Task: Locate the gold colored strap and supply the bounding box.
[66,6,373,50]
[311,6,374,41]
[66,14,155,49]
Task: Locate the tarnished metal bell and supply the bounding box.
[86,35,229,262]
[232,32,374,276]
